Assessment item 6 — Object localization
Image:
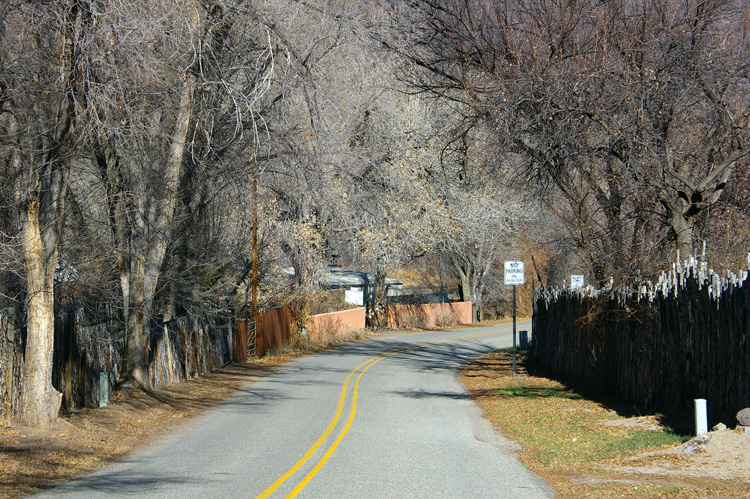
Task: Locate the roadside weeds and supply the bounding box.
[461,348,750,498]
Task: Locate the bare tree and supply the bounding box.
[70,0,297,387]
[67,0,373,382]
[394,0,750,281]
[0,0,94,427]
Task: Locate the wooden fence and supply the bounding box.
[258,306,294,356]
[0,309,20,420]
[233,319,251,364]
[232,306,296,361]
[1,308,233,419]
[533,258,750,425]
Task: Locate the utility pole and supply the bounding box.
[251,173,259,355]
[252,174,258,322]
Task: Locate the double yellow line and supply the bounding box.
[256,329,503,499]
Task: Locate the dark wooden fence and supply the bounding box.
[533,259,750,426]
[1,308,234,419]
[0,309,21,420]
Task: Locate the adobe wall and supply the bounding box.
[307,307,366,342]
[387,301,473,329]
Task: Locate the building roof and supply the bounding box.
[320,267,403,289]
[284,266,403,289]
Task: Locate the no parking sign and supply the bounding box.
[504,260,524,377]
[504,260,525,285]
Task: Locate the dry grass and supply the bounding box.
[461,348,750,498]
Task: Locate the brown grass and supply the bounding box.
[461,348,750,498]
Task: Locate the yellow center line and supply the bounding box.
[285,348,395,498]
[255,328,505,499]
[255,355,383,499]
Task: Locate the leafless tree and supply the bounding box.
[0,0,93,427]
[70,0,323,386]
[394,0,750,282]
[68,0,380,381]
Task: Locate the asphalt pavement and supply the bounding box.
[36,322,554,498]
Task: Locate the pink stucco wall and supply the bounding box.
[308,307,366,342]
[387,301,473,329]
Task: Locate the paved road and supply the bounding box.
[38,322,554,498]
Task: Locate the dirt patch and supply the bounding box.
[608,428,750,481]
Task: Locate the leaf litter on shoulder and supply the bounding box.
[0,360,285,498]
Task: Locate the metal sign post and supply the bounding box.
[512,284,517,376]
[504,261,525,377]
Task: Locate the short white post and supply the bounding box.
[99,372,109,407]
[694,398,708,435]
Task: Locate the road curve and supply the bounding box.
[37,322,554,498]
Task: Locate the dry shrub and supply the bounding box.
[435,311,457,327]
[400,311,426,329]
[306,290,357,315]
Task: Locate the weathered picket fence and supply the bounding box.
[533,257,750,426]
[1,308,233,419]
[0,309,20,420]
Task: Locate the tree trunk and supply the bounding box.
[671,213,694,262]
[123,261,154,387]
[123,77,194,387]
[452,258,478,322]
[659,193,694,261]
[18,201,62,428]
[457,272,471,303]
[367,268,388,329]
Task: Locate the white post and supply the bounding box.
[694,399,708,435]
[99,372,109,407]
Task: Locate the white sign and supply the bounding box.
[504,260,525,285]
[345,288,364,306]
[570,275,584,290]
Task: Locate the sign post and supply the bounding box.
[504,261,525,377]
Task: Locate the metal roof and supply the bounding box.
[320,267,403,289]
[284,266,403,289]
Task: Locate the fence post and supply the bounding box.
[519,330,528,350]
[63,311,75,412]
[695,399,708,435]
[4,308,16,419]
[99,372,109,407]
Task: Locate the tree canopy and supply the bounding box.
[2,0,749,426]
